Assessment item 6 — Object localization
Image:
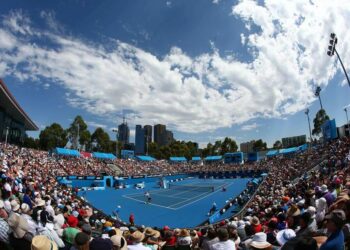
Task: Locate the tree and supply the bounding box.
[312,109,330,135]
[201,137,238,157]
[39,123,68,150]
[91,127,111,152]
[67,116,90,150]
[213,140,222,155]
[202,142,214,157]
[253,139,267,152]
[220,137,238,154]
[273,140,282,149]
[23,136,39,149]
[148,142,159,158]
[79,130,91,151]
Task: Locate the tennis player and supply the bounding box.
[144,191,151,204]
[209,202,217,215]
[113,205,121,220]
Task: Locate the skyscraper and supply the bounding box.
[154,124,166,146]
[144,125,152,154]
[118,119,130,146]
[144,125,152,144]
[135,125,145,155]
[240,140,255,153]
[166,130,174,145]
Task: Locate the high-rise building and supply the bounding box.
[166,130,174,145]
[135,125,145,155]
[281,135,306,148]
[118,119,130,146]
[240,140,255,153]
[154,124,166,146]
[144,125,152,144]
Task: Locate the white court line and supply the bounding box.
[122,194,177,210]
[124,191,188,202]
[168,182,233,209]
[123,180,233,211]
[168,182,230,209]
[126,188,191,198]
[151,193,188,200]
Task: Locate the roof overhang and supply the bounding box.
[0,79,38,131]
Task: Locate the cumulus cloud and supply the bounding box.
[0,3,348,133]
[241,122,260,131]
[86,121,107,129]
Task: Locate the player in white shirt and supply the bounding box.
[144,191,151,204]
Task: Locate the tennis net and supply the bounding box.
[168,183,215,192]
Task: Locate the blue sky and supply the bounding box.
[1,0,350,148]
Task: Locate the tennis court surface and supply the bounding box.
[123,180,227,210]
[82,177,251,228]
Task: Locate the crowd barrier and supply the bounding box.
[56,173,192,189]
[197,169,267,179]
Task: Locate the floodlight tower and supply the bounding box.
[327,33,350,88]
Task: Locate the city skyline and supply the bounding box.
[0,1,349,148]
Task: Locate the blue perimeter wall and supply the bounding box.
[56,170,265,189]
[57,174,192,189]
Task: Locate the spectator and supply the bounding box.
[276,229,296,247]
[90,237,113,250]
[210,228,235,250]
[244,232,271,250]
[127,231,149,250]
[72,232,90,250]
[177,229,192,247]
[110,234,128,250]
[281,236,318,250]
[7,213,32,250]
[31,235,58,250]
[319,209,346,250]
[251,216,262,233]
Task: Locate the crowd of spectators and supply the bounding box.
[0,136,348,249]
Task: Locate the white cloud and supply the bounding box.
[212,0,220,4]
[130,129,135,138]
[241,122,260,131]
[86,121,107,129]
[0,4,348,133]
[2,10,33,35]
[40,10,63,33]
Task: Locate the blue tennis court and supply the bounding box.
[81,177,251,228]
[123,180,228,209]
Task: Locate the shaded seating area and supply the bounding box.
[298,143,308,151]
[136,155,156,161]
[191,156,201,161]
[92,152,116,160]
[169,156,187,162]
[204,155,222,161]
[279,147,299,155]
[54,147,80,157]
[266,149,279,157]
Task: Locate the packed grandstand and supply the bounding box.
[0,136,348,250]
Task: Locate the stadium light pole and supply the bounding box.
[76,123,80,151]
[4,127,9,146]
[145,134,149,155]
[327,33,350,88]
[345,107,350,136]
[305,109,313,144]
[112,128,119,158]
[314,86,323,110]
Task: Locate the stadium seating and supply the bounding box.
[0,136,349,249]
